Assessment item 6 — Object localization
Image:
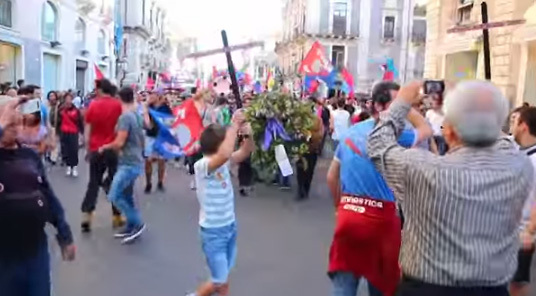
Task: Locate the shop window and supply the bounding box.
[0,43,16,82]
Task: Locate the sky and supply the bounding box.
[161,0,283,74]
[161,0,283,48]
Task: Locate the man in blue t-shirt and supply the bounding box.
[326,81,433,296]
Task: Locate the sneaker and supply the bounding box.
[157,182,165,192]
[112,215,126,229]
[66,167,72,176]
[190,179,196,190]
[144,183,152,194]
[81,212,94,233]
[239,187,249,197]
[72,167,78,177]
[114,225,134,239]
[279,185,291,191]
[121,224,146,244]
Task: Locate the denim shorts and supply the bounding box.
[200,222,237,284]
[330,272,383,296]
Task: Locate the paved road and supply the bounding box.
[48,159,368,296]
[47,158,536,296]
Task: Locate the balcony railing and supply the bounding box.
[411,33,426,43]
[412,19,426,43]
[333,16,347,36]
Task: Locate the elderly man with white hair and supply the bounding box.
[367,81,534,296]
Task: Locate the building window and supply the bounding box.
[75,18,86,50]
[0,0,12,28]
[142,0,146,25]
[98,30,106,55]
[332,1,347,36]
[150,7,153,30]
[331,45,345,69]
[412,19,426,43]
[41,1,58,41]
[457,0,473,24]
[383,16,395,40]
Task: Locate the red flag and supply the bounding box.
[94,64,104,80]
[299,41,332,75]
[160,72,171,83]
[172,99,204,155]
[309,79,320,93]
[265,68,272,85]
[341,67,355,96]
[146,77,155,90]
[382,64,394,81]
[212,66,218,79]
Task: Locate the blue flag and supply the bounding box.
[114,0,123,56]
[148,109,184,159]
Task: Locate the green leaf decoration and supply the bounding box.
[244,92,315,182]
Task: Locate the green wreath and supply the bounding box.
[244,91,315,181]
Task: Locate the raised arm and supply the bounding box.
[367,82,430,200]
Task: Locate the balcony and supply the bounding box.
[332,16,347,36]
[412,19,426,44]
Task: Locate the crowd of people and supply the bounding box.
[0,76,534,296]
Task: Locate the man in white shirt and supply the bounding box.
[509,106,536,296]
[331,99,350,148]
[425,93,447,154]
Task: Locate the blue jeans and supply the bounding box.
[200,222,237,284]
[108,164,143,227]
[0,243,51,296]
[331,272,383,296]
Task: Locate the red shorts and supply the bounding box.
[328,195,401,296]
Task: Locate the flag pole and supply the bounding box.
[221,30,242,109]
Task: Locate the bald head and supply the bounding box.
[443,81,509,147]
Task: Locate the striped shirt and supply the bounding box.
[194,157,235,228]
[367,100,534,287]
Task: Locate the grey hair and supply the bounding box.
[442,80,509,147]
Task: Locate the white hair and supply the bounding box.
[442,80,509,146]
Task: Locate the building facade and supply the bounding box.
[275,0,427,93]
[118,0,171,88]
[0,0,117,96]
[425,0,536,107]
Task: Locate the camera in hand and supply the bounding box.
[424,80,445,95]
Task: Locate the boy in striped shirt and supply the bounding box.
[189,110,253,296]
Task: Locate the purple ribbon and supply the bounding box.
[262,118,291,151]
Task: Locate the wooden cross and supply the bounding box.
[446,1,525,80]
